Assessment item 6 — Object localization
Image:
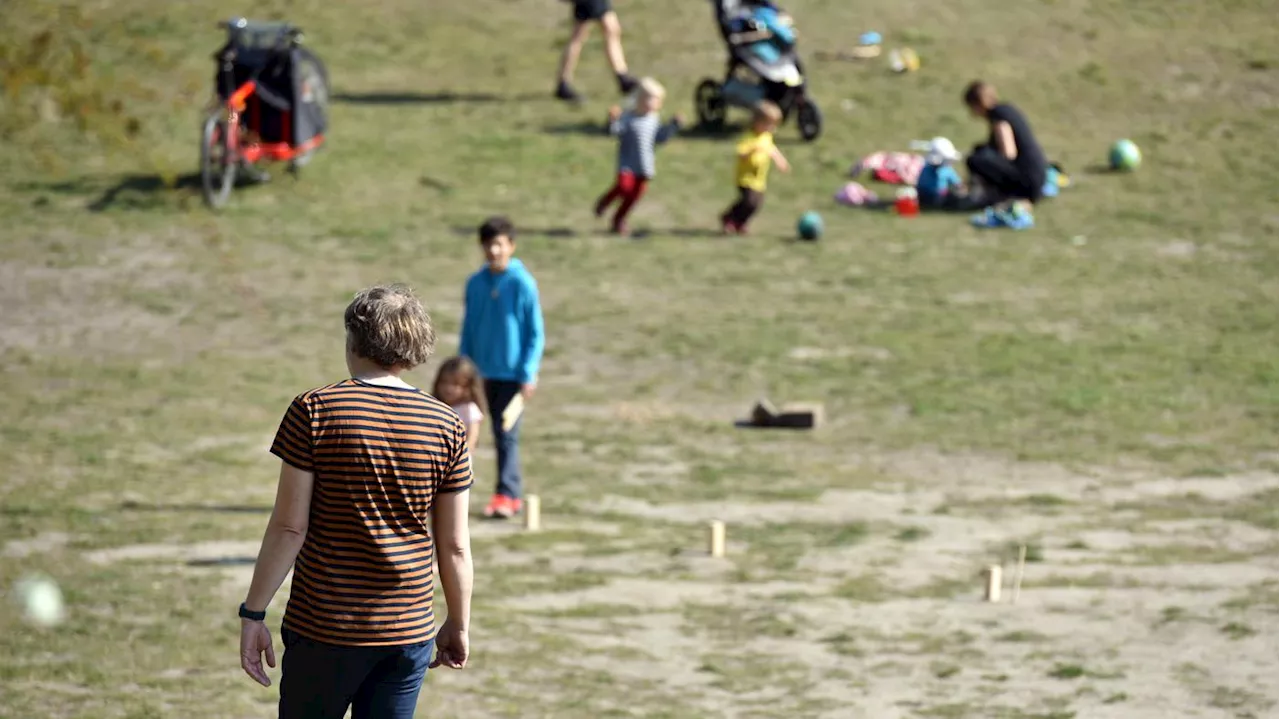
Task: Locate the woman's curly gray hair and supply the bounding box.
[344,284,436,369]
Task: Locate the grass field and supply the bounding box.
[0,0,1277,717]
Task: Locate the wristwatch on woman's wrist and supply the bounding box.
[238,603,266,621]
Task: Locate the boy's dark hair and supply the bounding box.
[478,215,515,243]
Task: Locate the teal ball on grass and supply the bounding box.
[797,211,823,241]
[1109,139,1141,171]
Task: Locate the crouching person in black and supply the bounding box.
[963,80,1047,229]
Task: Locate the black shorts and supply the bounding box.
[572,0,612,22]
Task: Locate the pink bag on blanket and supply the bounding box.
[850,151,926,186]
[834,181,878,206]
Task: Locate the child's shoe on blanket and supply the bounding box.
[970,205,1034,230]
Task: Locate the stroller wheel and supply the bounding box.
[797,99,822,142]
[695,78,726,130]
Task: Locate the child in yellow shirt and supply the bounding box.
[720,101,790,234]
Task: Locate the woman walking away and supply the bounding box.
[238,284,474,719]
[556,0,638,102]
[963,81,1048,230]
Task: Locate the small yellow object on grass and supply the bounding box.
[889,47,920,73]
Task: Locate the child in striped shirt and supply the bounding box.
[594,77,683,236]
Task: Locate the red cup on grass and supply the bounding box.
[895,188,920,216]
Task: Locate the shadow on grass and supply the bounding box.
[632,227,724,239]
[19,173,212,212]
[449,225,579,238]
[774,133,823,147]
[1081,163,1123,175]
[187,557,256,567]
[418,175,453,192]
[680,124,749,141]
[629,227,820,240]
[120,500,270,513]
[333,91,546,105]
[88,173,205,211]
[542,120,611,137]
[542,121,744,141]
[449,224,733,240]
[836,192,1003,214]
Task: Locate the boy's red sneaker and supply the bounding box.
[483,494,523,519]
[482,494,506,518]
[496,496,523,519]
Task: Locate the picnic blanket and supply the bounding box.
[851,152,1072,199]
[849,151,927,186]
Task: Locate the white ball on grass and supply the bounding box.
[13,574,66,627]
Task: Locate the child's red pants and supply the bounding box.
[595,170,649,232]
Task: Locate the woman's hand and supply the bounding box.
[430,618,469,669]
[240,620,276,687]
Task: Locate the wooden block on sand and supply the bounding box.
[750,398,779,426]
[745,398,824,430]
[776,402,824,429]
[524,494,541,532]
[708,520,726,558]
[983,565,1003,603]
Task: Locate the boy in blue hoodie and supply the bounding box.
[460,216,546,519]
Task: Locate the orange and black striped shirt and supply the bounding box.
[270,379,472,647]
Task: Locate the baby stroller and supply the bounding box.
[695,0,822,141]
[200,18,329,209]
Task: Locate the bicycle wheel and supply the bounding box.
[200,113,237,208]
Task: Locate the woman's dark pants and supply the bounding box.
[278,629,435,719]
[965,145,1043,203]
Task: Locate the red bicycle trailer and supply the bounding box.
[200,18,329,209]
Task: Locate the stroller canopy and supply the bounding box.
[215,19,327,147]
[710,0,801,85]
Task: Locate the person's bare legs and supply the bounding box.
[599,12,635,92]
[556,21,592,101]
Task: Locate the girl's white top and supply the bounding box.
[452,401,484,427]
